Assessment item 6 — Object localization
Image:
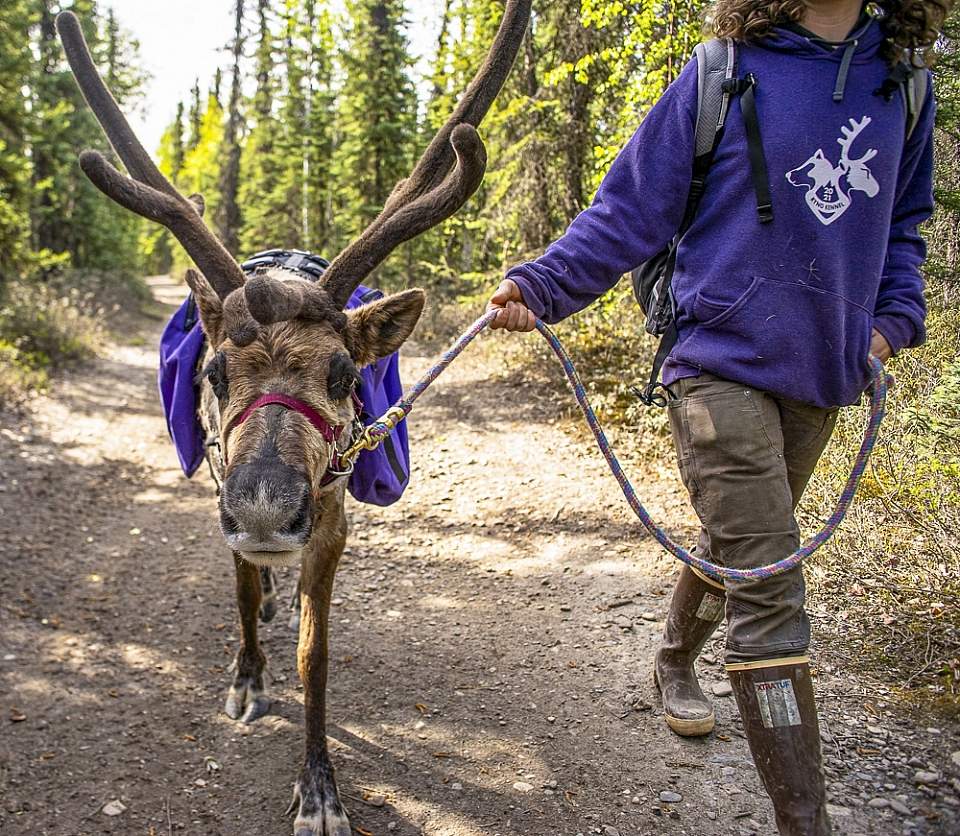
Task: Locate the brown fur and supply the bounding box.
[59,0,531,829]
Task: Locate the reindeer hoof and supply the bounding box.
[260,593,278,623]
[225,681,271,723]
[289,778,352,836]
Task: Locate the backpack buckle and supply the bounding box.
[631,382,676,409]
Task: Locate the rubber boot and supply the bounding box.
[654,565,726,736]
[727,657,831,835]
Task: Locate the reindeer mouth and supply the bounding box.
[237,548,304,569]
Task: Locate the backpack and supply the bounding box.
[631,39,929,407]
[158,253,412,507]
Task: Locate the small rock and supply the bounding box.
[951,751,960,770]
[914,770,939,785]
[826,804,851,818]
[868,798,890,809]
[543,779,558,789]
[659,790,682,803]
[102,800,126,816]
[365,794,386,807]
[888,799,911,816]
[603,827,621,836]
[450,783,463,791]
[712,681,733,697]
[513,782,534,793]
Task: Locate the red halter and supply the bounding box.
[229,393,346,445]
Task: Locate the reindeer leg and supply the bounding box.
[259,566,278,623]
[288,574,302,633]
[225,553,271,724]
[289,522,351,835]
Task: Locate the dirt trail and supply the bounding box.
[1,277,958,836]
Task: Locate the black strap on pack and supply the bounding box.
[637,64,774,407]
[240,248,331,280]
[634,144,718,407]
[723,74,774,224]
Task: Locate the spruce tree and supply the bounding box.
[0,0,35,281]
[215,0,246,256]
[333,0,418,281]
[238,0,282,255]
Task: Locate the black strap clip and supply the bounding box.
[631,382,676,409]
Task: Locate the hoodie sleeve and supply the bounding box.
[872,76,935,355]
[505,58,699,324]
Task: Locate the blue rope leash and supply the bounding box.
[352,310,889,583]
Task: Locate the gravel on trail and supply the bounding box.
[1,277,958,836]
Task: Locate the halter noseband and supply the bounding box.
[222,392,363,489]
[228,393,347,446]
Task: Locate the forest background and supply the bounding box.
[0,0,958,708]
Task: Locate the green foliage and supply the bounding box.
[332,0,417,278]
[238,0,283,255]
[0,0,36,282]
[28,0,148,274]
[0,276,105,373]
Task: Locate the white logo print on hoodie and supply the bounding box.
[785,116,880,225]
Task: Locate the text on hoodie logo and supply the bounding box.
[785,116,880,226]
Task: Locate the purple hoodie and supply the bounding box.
[508,18,934,408]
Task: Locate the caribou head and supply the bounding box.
[56,7,527,565]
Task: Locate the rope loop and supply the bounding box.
[354,309,888,583]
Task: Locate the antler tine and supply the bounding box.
[56,11,246,300]
[382,0,532,211]
[57,12,173,195]
[319,0,532,309]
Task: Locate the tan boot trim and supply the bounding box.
[725,655,810,672]
[689,564,726,591]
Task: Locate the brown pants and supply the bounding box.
[668,373,838,663]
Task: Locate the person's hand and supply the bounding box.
[870,328,893,364]
[487,279,537,332]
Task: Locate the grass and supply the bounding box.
[0,268,150,408]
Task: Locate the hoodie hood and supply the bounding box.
[762,15,885,102]
[764,12,883,56]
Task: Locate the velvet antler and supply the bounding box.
[56,11,246,301]
[316,0,532,309]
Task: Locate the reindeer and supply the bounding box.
[55,5,530,833]
[836,115,879,199]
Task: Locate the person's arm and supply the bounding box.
[871,77,936,360]
[489,57,699,329]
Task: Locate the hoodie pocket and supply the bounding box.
[678,276,873,407]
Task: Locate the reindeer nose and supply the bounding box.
[220,460,313,554]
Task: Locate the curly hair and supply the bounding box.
[711,1,955,64]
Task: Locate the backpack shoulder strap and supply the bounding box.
[899,62,929,141]
[693,38,736,160]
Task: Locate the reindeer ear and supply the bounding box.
[344,289,425,367]
[185,269,224,345]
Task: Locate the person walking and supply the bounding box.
[487,1,951,833]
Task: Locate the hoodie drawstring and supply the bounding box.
[833,40,858,102]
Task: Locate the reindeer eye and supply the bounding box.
[203,352,230,401]
[328,351,361,401]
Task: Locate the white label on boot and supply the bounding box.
[754,679,802,728]
[695,592,724,622]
